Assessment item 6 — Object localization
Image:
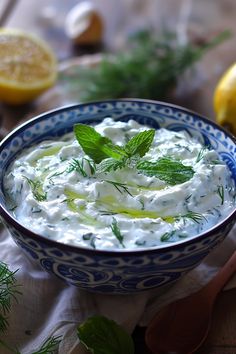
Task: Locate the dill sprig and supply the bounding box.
[48,171,65,184]
[32,335,62,354]
[105,180,133,196]
[160,231,187,242]
[67,158,87,176]
[67,158,96,176]
[196,147,208,163]
[181,211,206,224]
[0,335,62,354]
[24,177,47,202]
[160,231,176,242]
[0,262,61,353]
[217,185,224,205]
[0,340,20,354]
[59,30,230,101]
[110,218,125,248]
[0,262,21,332]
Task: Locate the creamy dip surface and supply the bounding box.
[4,118,235,250]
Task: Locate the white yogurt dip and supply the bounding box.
[4,118,235,250]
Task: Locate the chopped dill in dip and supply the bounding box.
[4,118,235,250]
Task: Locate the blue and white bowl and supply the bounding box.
[0,99,235,294]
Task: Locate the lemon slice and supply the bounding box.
[0,28,57,105]
[213,62,236,135]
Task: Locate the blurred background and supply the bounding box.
[0,0,236,130]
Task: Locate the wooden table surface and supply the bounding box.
[0,1,236,353]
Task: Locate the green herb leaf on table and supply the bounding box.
[77,315,134,354]
[137,157,195,185]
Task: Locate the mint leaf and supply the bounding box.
[77,315,134,354]
[97,158,127,173]
[137,157,194,185]
[74,124,126,163]
[124,129,155,157]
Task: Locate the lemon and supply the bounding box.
[213,62,236,135]
[0,28,57,105]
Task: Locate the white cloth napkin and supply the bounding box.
[0,224,235,354]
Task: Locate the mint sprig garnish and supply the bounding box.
[74,123,195,185]
[74,123,127,163]
[74,123,155,164]
[136,157,194,185]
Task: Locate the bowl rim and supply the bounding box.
[0,98,235,256]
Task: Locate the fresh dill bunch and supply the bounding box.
[59,29,230,101]
[0,262,61,353]
[0,335,61,354]
[0,262,20,333]
[31,335,62,354]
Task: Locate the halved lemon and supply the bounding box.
[0,28,57,105]
[213,62,236,135]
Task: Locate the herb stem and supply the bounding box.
[217,185,224,205]
[110,218,125,248]
[105,180,133,196]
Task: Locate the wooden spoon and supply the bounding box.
[145,250,236,354]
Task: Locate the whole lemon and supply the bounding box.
[213,62,236,135]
